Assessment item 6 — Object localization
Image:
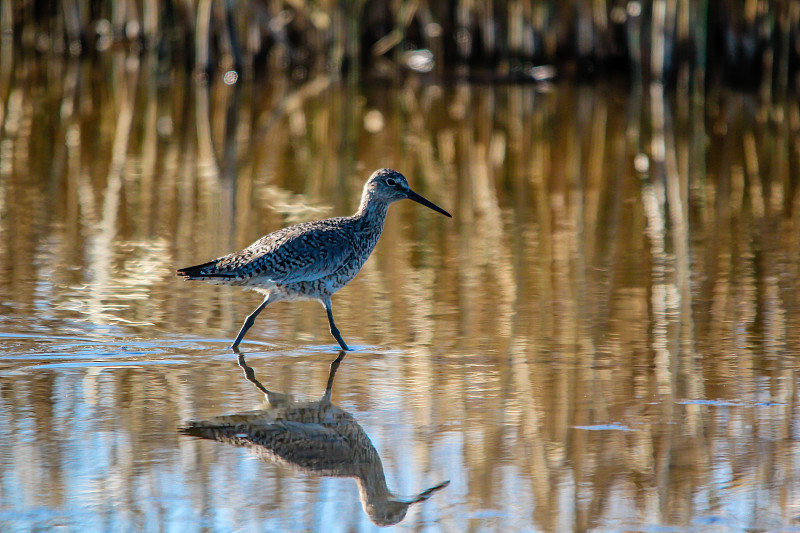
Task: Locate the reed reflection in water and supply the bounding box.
[0,51,800,531]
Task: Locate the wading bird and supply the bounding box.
[177,169,451,350]
[179,351,450,526]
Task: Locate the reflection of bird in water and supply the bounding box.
[179,351,450,526]
[176,168,451,351]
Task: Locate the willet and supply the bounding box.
[179,351,450,526]
[177,168,451,350]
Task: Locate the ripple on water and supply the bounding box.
[0,330,392,376]
[572,423,640,432]
[0,332,230,375]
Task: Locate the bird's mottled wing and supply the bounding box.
[252,421,355,467]
[207,218,356,283]
[180,419,355,469]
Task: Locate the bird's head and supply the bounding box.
[364,479,451,526]
[363,168,452,217]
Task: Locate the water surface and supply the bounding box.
[1,53,800,532]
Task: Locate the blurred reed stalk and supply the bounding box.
[4,0,798,92]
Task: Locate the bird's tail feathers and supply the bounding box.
[176,260,233,280]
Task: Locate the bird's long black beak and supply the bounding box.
[407,480,451,504]
[406,189,452,217]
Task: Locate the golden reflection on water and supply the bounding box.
[1,51,800,531]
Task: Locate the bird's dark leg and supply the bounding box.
[236,352,292,405]
[323,298,350,351]
[322,350,347,402]
[236,353,270,395]
[232,295,273,349]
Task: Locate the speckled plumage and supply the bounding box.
[179,352,449,526]
[177,168,451,350]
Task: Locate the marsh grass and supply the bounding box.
[4,0,799,92]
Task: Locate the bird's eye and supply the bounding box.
[386,178,396,186]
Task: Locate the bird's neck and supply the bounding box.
[355,462,398,513]
[354,194,390,227]
[357,468,409,526]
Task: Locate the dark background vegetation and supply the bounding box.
[5,0,800,92]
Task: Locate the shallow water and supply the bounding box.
[1,53,800,532]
